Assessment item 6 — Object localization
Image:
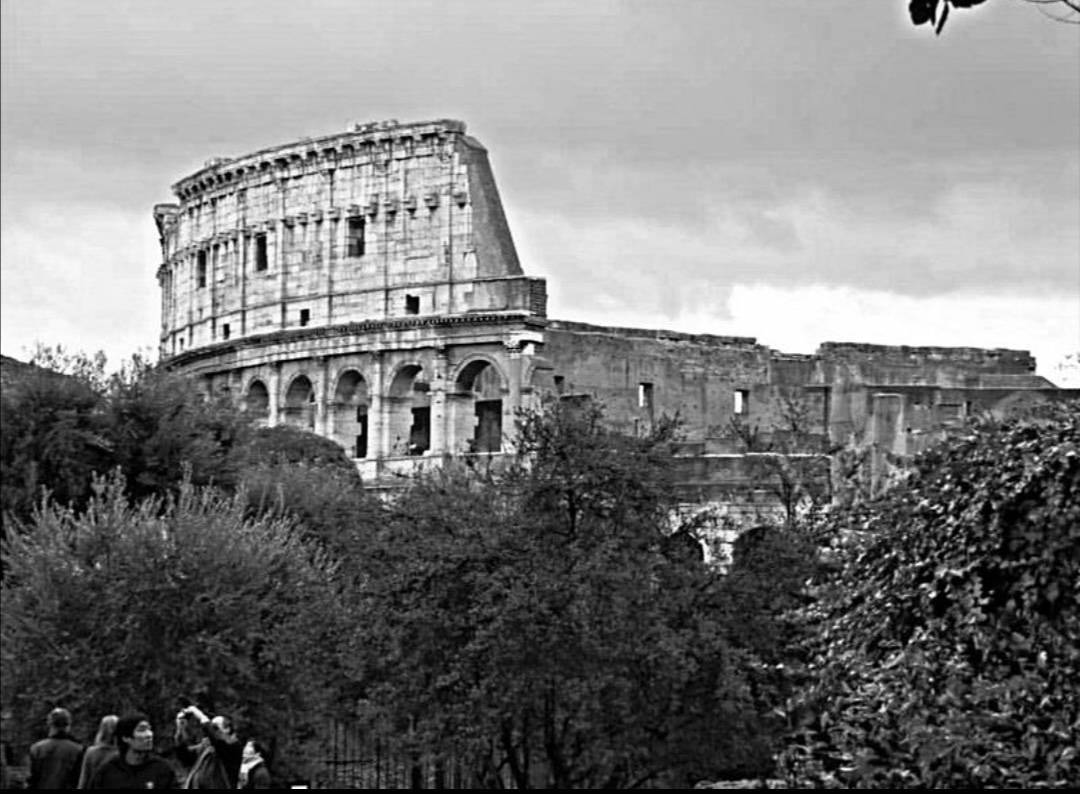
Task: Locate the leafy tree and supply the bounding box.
[909,0,1079,35]
[0,354,111,532]
[0,475,345,782]
[777,401,1080,788]
[1,350,255,531]
[347,403,772,788]
[235,424,382,573]
[729,392,831,527]
[101,360,253,502]
[242,425,359,475]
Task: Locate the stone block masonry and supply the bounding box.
[155,119,1077,495]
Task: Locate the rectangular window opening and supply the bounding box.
[355,412,368,458]
[255,234,268,272]
[938,403,962,424]
[473,399,503,453]
[347,217,366,258]
[734,389,749,415]
[299,308,311,327]
[197,250,207,288]
[222,323,230,340]
[638,382,654,411]
[553,375,565,395]
[405,294,420,315]
[409,406,430,455]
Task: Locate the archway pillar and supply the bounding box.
[371,353,386,460]
[268,363,282,427]
[505,342,523,451]
[316,357,330,435]
[429,347,449,456]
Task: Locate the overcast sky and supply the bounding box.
[2,0,1078,383]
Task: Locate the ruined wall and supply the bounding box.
[154,119,1072,497]
[540,321,827,452]
[156,121,548,475]
[815,342,1047,446]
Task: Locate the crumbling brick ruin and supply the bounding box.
[154,119,1076,511]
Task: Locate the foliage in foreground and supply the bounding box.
[0,475,344,781]
[0,349,253,532]
[778,402,1080,788]
[345,403,777,788]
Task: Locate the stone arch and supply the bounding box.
[451,355,507,453]
[386,363,430,456]
[332,368,370,458]
[283,373,316,430]
[244,378,270,423]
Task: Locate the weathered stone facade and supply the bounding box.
[155,119,1075,497]
[155,119,548,482]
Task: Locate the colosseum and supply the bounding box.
[154,118,1075,504]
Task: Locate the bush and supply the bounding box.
[347,404,770,788]
[0,475,344,781]
[778,402,1080,788]
[242,425,359,477]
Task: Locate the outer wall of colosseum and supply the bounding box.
[156,119,1075,494]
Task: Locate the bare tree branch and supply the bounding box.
[1022,0,1080,23]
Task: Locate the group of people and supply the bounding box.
[21,705,272,789]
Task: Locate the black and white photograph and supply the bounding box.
[2,0,1078,789]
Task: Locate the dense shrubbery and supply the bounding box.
[10,348,1073,788]
[0,350,253,533]
[346,404,783,787]
[0,475,344,781]
[778,402,1080,788]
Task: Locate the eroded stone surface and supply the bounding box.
[154,120,1078,500]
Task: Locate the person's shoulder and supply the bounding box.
[146,754,178,786]
[97,753,126,771]
[87,754,126,787]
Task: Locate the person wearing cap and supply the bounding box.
[86,712,175,789]
[27,707,83,789]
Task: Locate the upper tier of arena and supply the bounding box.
[153,119,542,360]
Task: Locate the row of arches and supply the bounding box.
[241,357,508,459]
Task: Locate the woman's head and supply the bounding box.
[94,714,119,746]
[243,739,267,761]
[115,712,153,756]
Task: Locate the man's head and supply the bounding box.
[211,714,236,742]
[46,708,71,734]
[115,712,154,756]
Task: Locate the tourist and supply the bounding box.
[27,707,83,789]
[237,739,272,789]
[86,712,175,789]
[77,714,118,789]
[175,704,242,789]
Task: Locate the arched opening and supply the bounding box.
[387,364,430,456]
[333,370,370,458]
[283,374,316,430]
[244,379,270,424]
[452,359,505,453]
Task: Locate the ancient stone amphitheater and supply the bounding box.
[154,119,1071,497]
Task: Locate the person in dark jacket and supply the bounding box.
[77,713,118,789]
[27,707,83,789]
[86,712,175,790]
[174,704,242,789]
[237,739,272,790]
